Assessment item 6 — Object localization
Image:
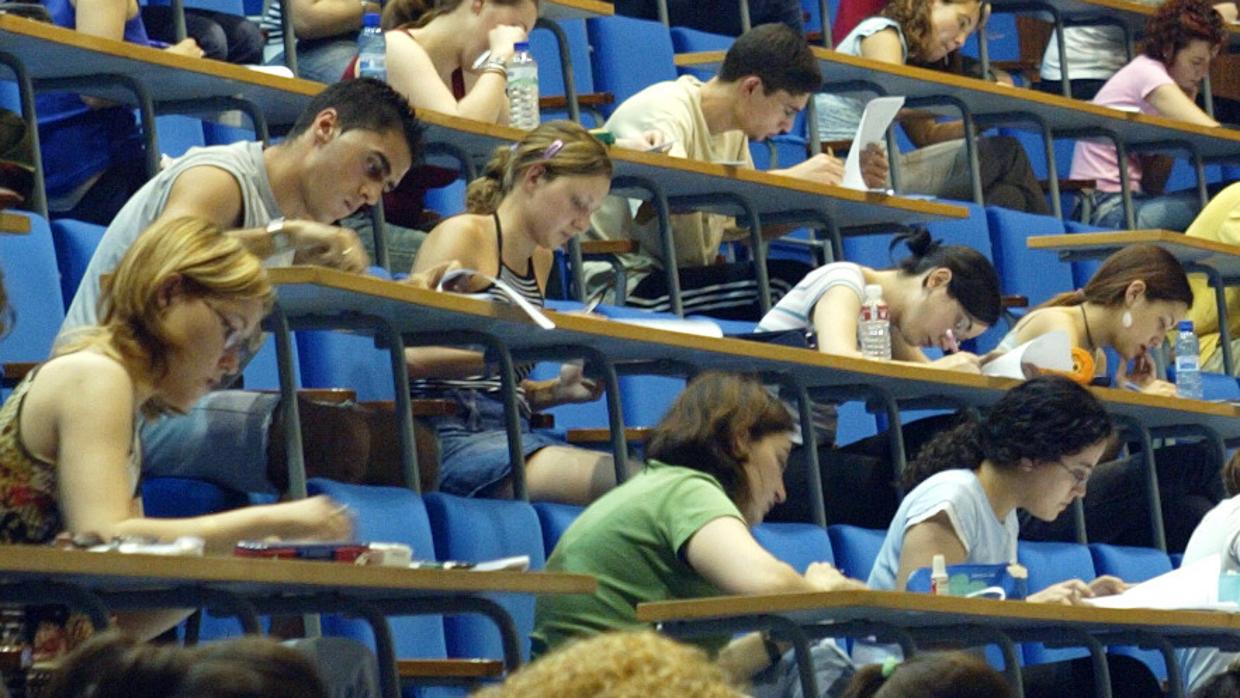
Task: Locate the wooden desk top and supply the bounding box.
[0,212,31,234]
[0,15,322,125]
[677,49,1240,160]
[0,545,595,597]
[636,588,1240,636]
[542,0,613,20]
[267,267,1240,440]
[417,110,967,227]
[989,0,1240,43]
[1029,231,1240,279]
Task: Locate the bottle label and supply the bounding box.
[860,304,889,322]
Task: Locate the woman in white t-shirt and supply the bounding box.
[869,375,1163,697]
[1070,0,1224,231]
[815,0,1051,214]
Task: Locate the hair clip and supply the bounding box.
[881,657,901,679]
[540,139,564,160]
[509,142,519,152]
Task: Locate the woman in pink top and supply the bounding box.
[1069,0,1223,231]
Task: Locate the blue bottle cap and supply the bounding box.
[1179,319,1194,332]
[515,41,531,51]
[363,12,380,27]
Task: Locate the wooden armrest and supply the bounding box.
[1001,295,1029,310]
[819,139,852,156]
[357,399,462,417]
[255,388,359,404]
[2,362,36,384]
[397,659,504,679]
[539,92,615,110]
[566,427,653,444]
[580,239,638,255]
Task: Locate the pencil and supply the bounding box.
[826,145,835,158]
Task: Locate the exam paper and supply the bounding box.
[1084,554,1238,611]
[982,330,1073,379]
[842,96,905,190]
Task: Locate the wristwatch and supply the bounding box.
[267,217,292,255]
[471,49,508,77]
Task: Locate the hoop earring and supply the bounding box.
[1122,310,1133,329]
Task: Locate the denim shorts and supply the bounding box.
[428,389,564,497]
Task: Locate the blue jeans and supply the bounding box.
[1087,189,1201,231]
[267,34,359,83]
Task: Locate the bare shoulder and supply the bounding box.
[414,214,496,272]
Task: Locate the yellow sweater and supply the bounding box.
[1184,182,1240,368]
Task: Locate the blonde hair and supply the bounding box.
[382,0,538,31]
[55,217,273,417]
[472,631,744,698]
[465,120,612,214]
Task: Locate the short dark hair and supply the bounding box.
[719,23,822,97]
[890,228,1002,327]
[647,372,794,509]
[288,78,423,163]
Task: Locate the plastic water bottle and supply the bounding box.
[357,12,386,81]
[506,41,539,131]
[858,283,891,360]
[1175,319,1203,400]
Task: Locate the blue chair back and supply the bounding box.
[587,16,677,118]
[670,27,732,82]
[1089,543,1173,681]
[986,207,1073,308]
[424,493,546,662]
[49,218,105,312]
[1018,541,1097,665]
[533,501,584,554]
[297,330,394,401]
[752,522,835,573]
[0,213,64,363]
[827,525,886,580]
[155,115,205,159]
[529,19,596,125]
[308,479,450,663]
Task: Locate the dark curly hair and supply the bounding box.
[887,228,1002,327]
[1143,0,1225,65]
[842,651,1012,698]
[647,372,794,510]
[903,376,1111,490]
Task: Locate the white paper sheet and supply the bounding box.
[610,318,723,337]
[1084,554,1238,611]
[982,330,1074,379]
[841,96,905,190]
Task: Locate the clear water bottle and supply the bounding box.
[1175,319,1203,399]
[357,12,386,81]
[507,41,540,131]
[858,283,891,360]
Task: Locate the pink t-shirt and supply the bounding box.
[1068,55,1176,193]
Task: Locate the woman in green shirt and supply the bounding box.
[532,371,865,691]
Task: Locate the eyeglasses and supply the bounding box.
[204,299,256,353]
[1056,461,1090,489]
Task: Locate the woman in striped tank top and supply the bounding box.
[409,121,633,504]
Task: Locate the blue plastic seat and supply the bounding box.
[670,26,732,82]
[1017,540,1097,665]
[155,114,206,159]
[48,218,105,313]
[753,522,835,573]
[532,501,584,554]
[587,16,677,119]
[308,479,457,698]
[529,19,597,125]
[1,213,65,364]
[424,494,546,663]
[826,525,886,581]
[986,207,1074,308]
[1089,543,1174,681]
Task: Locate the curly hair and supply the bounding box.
[881,0,985,62]
[472,631,744,697]
[1143,0,1225,65]
[903,376,1112,490]
[646,372,794,511]
[382,0,538,31]
[842,651,1013,698]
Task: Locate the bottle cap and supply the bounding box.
[863,283,883,301]
[931,553,947,577]
[363,11,380,27]
[1179,319,1194,332]
[515,41,531,51]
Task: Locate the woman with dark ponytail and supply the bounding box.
[863,376,1161,698]
[758,230,1002,528]
[406,121,629,504]
[758,229,1001,371]
[841,652,1012,698]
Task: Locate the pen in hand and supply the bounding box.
[943,329,960,353]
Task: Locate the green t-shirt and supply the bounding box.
[530,461,745,656]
